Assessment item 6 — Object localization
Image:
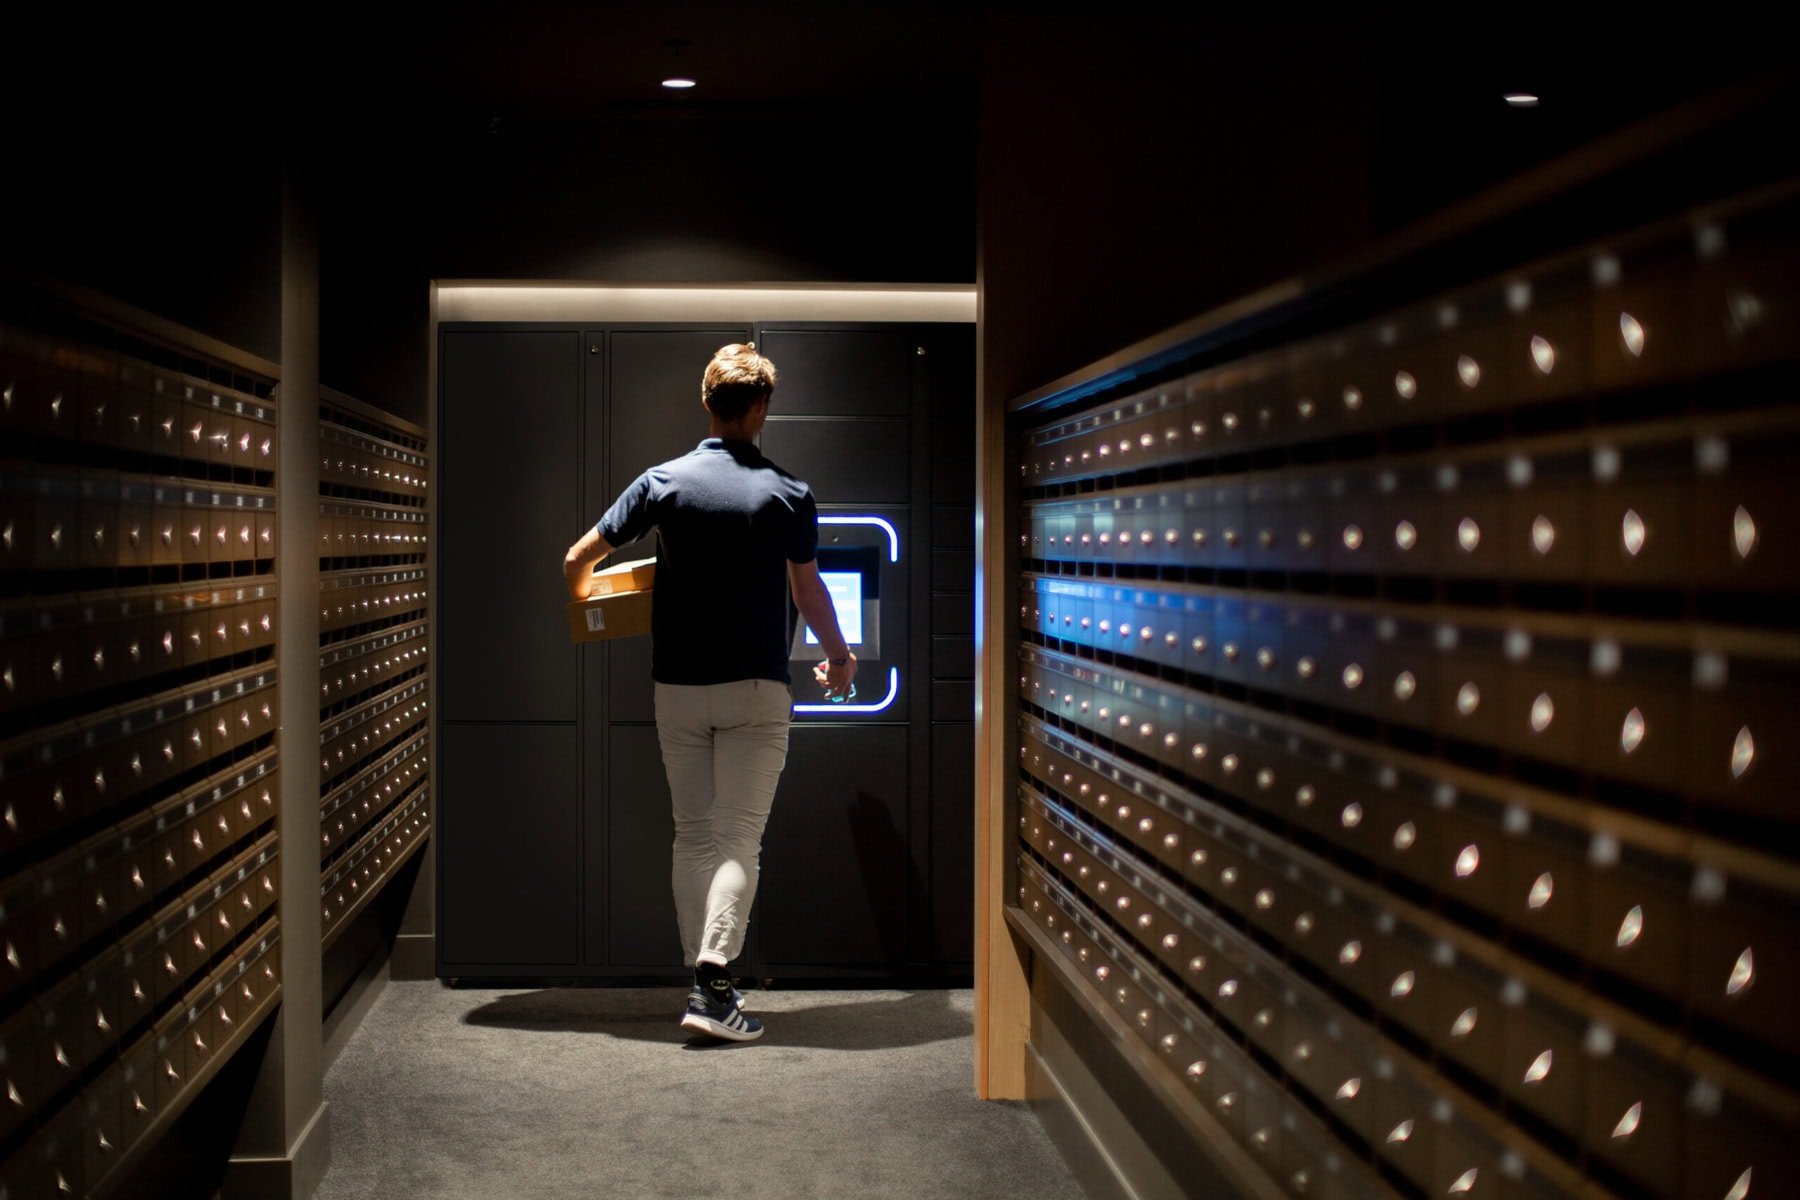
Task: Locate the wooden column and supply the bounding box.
[973,293,1030,1100]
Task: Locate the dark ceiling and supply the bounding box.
[16,3,1785,145]
[10,2,1789,239]
[407,0,982,118]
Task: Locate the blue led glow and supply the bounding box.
[793,666,899,714]
[819,515,899,562]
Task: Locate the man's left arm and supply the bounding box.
[563,527,614,601]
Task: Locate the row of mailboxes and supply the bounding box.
[1018,715,1794,1128]
[320,415,427,499]
[320,736,425,863]
[317,497,427,561]
[0,836,277,1152]
[0,330,277,478]
[316,403,431,950]
[0,666,278,865]
[321,790,430,948]
[0,473,277,574]
[0,927,281,1200]
[1017,650,1795,1060]
[0,751,277,1013]
[0,582,275,720]
[319,677,427,787]
[1017,784,1793,1200]
[1018,850,1576,1200]
[1017,858,1393,1200]
[318,567,426,636]
[1020,577,1794,819]
[318,620,427,709]
[0,313,286,1198]
[1022,420,1799,592]
[1020,197,1799,486]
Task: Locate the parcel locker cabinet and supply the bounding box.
[439,329,582,723]
[437,320,975,981]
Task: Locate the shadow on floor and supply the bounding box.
[461,987,969,1052]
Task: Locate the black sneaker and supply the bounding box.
[680,986,764,1042]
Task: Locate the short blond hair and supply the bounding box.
[702,342,778,422]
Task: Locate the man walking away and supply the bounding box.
[562,343,857,1042]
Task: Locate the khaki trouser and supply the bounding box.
[653,679,792,967]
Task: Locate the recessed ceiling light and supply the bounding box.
[661,36,694,90]
[1504,93,1540,107]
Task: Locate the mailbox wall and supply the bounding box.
[1003,166,1800,1196]
[0,301,286,1198]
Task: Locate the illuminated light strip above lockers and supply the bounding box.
[434,282,976,324]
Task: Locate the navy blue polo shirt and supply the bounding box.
[596,438,818,686]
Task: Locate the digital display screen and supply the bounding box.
[804,571,864,645]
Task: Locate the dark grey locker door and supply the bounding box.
[440,329,582,723]
[926,325,977,503]
[439,723,581,966]
[757,326,915,506]
[756,329,913,416]
[757,725,910,968]
[758,418,909,505]
[602,328,748,723]
[930,723,975,964]
[602,725,685,969]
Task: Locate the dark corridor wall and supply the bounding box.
[320,109,977,428]
[976,13,1377,409]
[0,119,283,366]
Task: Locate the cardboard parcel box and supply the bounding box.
[567,557,656,642]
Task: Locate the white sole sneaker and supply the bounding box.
[680,1006,764,1042]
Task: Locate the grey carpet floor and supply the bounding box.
[314,983,1087,1200]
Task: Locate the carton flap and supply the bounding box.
[589,556,657,596]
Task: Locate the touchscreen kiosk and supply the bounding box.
[789,514,903,715]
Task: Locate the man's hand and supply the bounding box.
[563,528,612,601]
[789,560,857,699]
[813,651,858,702]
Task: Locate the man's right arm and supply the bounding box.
[567,470,657,600]
[788,559,857,699]
[563,527,614,601]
